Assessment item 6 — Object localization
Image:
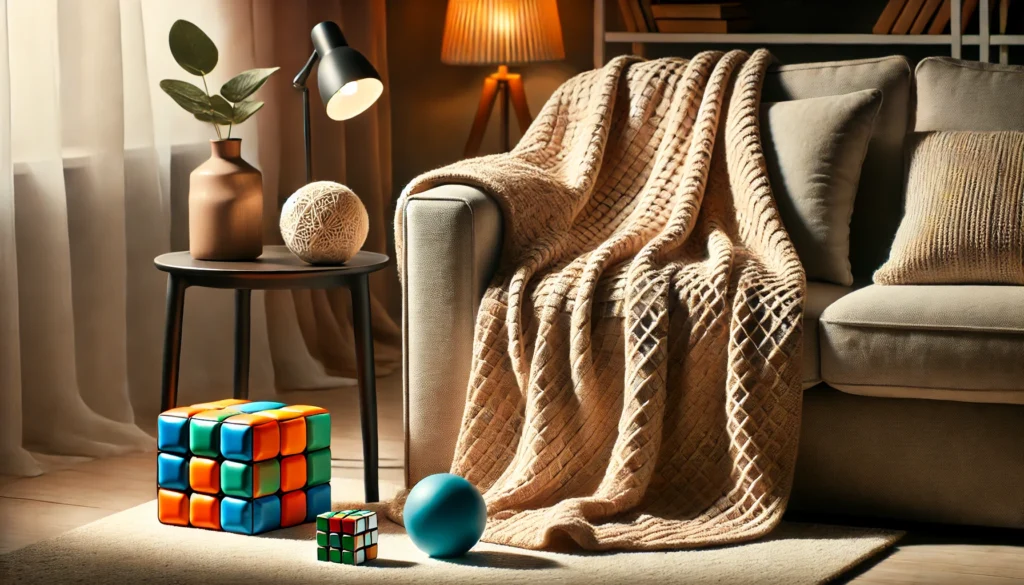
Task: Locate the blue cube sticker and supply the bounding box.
[157,415,190,455]
[157,453,189,491]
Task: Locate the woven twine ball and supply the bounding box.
[280,181,369,265]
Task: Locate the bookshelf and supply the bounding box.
[594,0,1024,68]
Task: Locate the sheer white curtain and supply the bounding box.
[0,0,397,477]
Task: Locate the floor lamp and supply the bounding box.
[441,0,565,157]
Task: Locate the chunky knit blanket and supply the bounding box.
[393,50,806,551]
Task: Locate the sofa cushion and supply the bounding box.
[802,282,853,389]
[762,90,882,286]
[820,285,1024,404]
[915,57,1024,131]
[763,56,912,282]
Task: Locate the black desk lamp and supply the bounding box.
[292,21,383,183]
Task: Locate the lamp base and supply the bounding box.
[463,65,532,158]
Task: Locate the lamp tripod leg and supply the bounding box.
[499,80,510,153]
[506,76,532,136]
[463,76,500,158]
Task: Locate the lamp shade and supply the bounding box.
[310,21,383,121]
[441,0,565,65]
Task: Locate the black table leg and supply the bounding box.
[234,289,251,401]
[160,275,187,411]
[350,274,379,503]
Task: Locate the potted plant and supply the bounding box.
[160,20,278,261]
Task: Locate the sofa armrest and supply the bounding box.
[401,184,502,487]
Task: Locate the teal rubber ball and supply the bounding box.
[403,473,486,558]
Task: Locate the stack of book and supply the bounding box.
[617,1,752,34]
[872,0,997,35]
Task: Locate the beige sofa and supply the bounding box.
[399,56,1024,529]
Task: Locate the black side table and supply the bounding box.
[154,245,388,502]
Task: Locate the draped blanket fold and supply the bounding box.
[393,50,806,551]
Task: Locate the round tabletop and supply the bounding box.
[154,246,388,289]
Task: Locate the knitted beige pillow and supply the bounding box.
[874,131,1024,285]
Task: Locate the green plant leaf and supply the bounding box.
[231,99,264,124]
[220,67,279,103]
[209,94,234,124]
[168,20,218,75]
[159,79,211,115]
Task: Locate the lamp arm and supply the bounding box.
[292,51,319,89]
[293,51,319,184]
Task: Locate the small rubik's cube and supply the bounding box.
[156,399,332,534]
[316,510,379,565]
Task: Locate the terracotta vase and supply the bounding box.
[189,139,263,260]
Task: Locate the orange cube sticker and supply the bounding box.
[190,493,220,530]
[190,398,251,410]
[280,454,307,492]
[159,406,207,419]
[252,422,280,462]
[158,489,189,526]
[278,418,307,456]
[279,404,328,416]
[189,457,220,494]
[280,490,306,527]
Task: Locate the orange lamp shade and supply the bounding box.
[441,0,565,65]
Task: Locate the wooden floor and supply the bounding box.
[1,371,1021,584]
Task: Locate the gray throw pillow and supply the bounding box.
[761,89,882,286]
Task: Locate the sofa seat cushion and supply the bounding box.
[820,285,1024,404]
[802,282,853,389]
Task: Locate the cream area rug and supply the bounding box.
[0,480,900,584]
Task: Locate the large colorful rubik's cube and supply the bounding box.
[316,510,379,565]
[156,399,332,534]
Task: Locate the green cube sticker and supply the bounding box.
[342,550,364,565]
[253,459,280,498]
[317,546,329,562]
[305,413,331,452]
[316,531,329,547]
[220,460,252,498]
[329,548,342,563]
[189,420,219,458]
[316,511,336,532]
[189,410,240,458]
[329,533,341,548]
[222,459,279,498]
[306,448,332,487]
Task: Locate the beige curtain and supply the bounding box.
[0,0,399,477]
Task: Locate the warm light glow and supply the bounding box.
[493,10,513,35]
[325,78,383,121]
[441,0,564,65]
